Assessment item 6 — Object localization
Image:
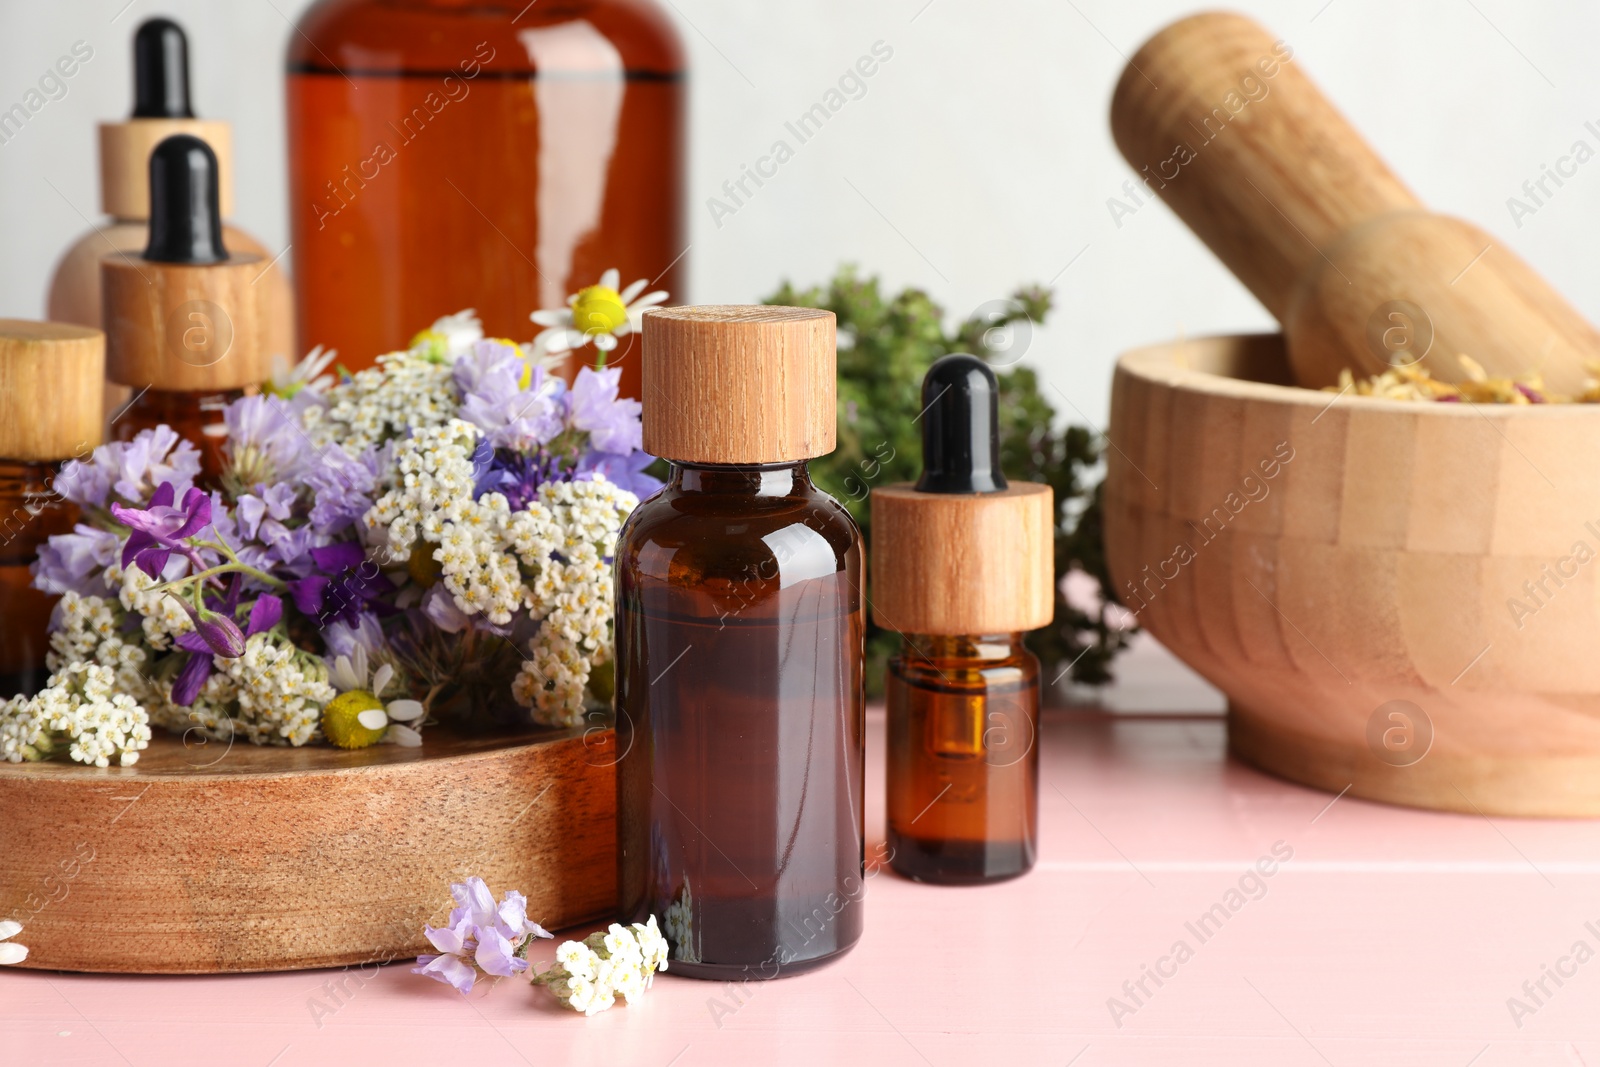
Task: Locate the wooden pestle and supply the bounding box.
[1110,10,1600,393]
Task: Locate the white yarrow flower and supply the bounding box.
[534,916,668,1015]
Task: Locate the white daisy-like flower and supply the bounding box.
[0,921,27,966]
[267,344,339,402]
[325,643,424,748]
[530,268,668,356]
[412,309,485,361]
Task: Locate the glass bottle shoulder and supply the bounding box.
[290,0,685,75]
[617,471,861,591]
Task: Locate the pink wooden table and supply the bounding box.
[7,661,1600,1065]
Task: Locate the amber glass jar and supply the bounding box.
[0,321,105,698]
[886,633,1040,884]
[286,0,686,398]
[615,461,866,978]
[0,462,79,697]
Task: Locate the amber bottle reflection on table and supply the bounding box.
[871,354,1055,885]
[887,634,1040,882]
[616,307,865,979]
[102,135,272,484]
[287,0,686,396]
[0,322,106,697]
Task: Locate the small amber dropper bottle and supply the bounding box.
[0,321,106,696]
[47,18,294,420]
[872,354,1054,884]
[615,306,866,979]
[101,134,272,484]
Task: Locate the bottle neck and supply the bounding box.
[667,460,813,497]
[902,633,1026,663]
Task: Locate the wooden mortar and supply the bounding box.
[1110,11,1600,394]
[1105,332,1600,817]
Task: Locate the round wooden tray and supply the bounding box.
[0,724,617,973]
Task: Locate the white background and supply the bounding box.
[2,0,1598,429]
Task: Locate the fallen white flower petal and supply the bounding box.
[0,921,27,965]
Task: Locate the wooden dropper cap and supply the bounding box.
[0,321,106,461]
[100,18,234,220]
[102,134,269,392]
[871,355,1054,636]
[641,305,837,464]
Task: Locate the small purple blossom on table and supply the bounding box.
[413,877,553,994]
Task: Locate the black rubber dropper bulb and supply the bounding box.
[144,135,229,264]
[132,18,195,119]
[914,353,1008,494]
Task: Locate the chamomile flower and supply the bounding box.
[411,310,486,362]
[266,344,339,403]
[322,644,423,749]
[530,269,668,357]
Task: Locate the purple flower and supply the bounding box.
[223,394,317,487]
[170,593,283,706]
[412,877,552,993]
[286,542,394,629]
[456,342,567,451]
[452,338,523,397]
[568,365,642,455]
[576,448,662,499]
[474,449,565,512]
[469,437,498,499]
[323,613,387,661]
[474,927,528,979]
[54,426,201,508]
[414,952,478,993]
[112,482,213,579]
[33,524,123,596]
[420,585,471,633]
[51,458,112,510]
[183,604,247,658]
[305,444,383,536]
[235,483,319,569]
[235,483,296,542]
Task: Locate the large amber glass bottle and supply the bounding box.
[286,0,685,398]
[616,307,865,980]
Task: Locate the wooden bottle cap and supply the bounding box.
[99,120,234,221]
[101,255,271,391]
[870,482,1055,635]
[0,320,106,461]
[641,305,836,464]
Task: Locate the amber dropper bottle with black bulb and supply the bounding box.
[101,134,271,484]
[0,322,106,696]
[615,306,865,978]
[48,18,294,416]
[872,354,1054,884]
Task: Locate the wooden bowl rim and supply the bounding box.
[0,722,600,783]
[1118,332,1600,421]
